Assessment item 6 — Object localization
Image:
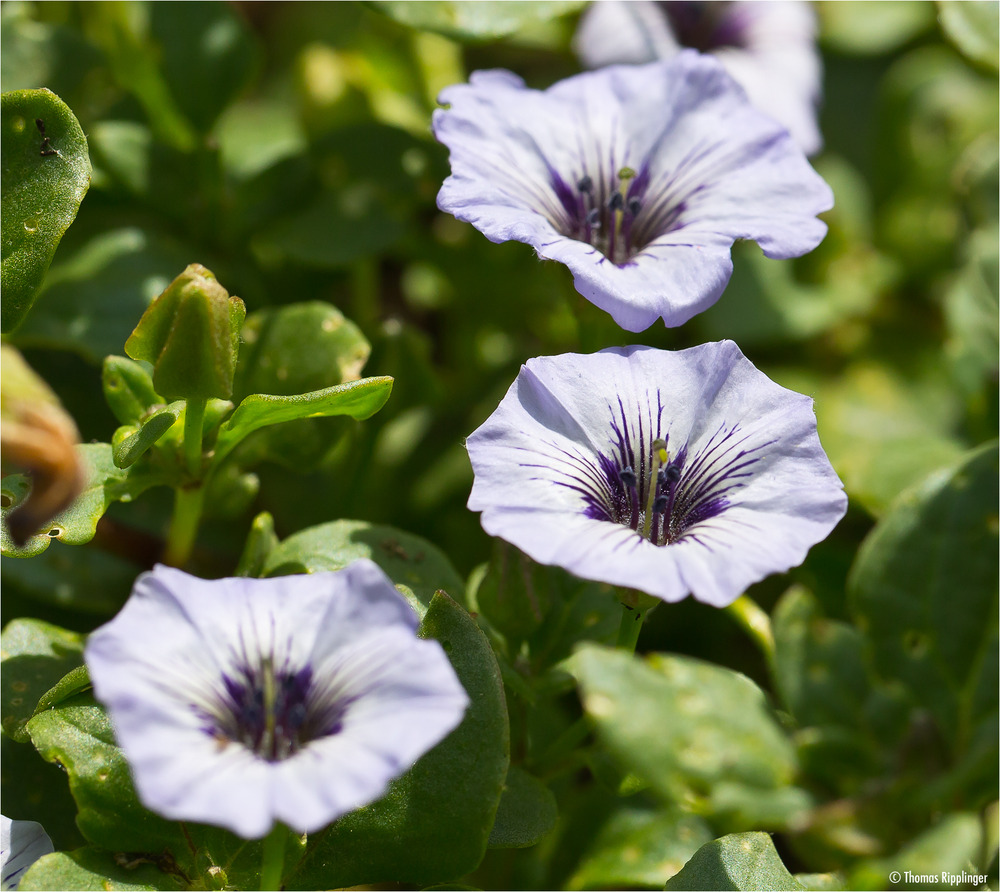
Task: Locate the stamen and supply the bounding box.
[641,439,669,540]
[578,175,593,193]
[619,467,636,487]
[607,192,624,212]
[628,197,642,216]
[586,207,601,228]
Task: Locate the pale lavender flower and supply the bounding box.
[1,817,53,890]
[466,342,846,607]
[574,1,823,155]
[85,561,469,839]
[433,52,832,332]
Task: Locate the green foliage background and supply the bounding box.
[0,2,997,891]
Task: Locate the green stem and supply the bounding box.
[725,595,775,663]
[183,398,206,478]
[533,714,592,773]
[616,603,646,653]
[350,257,379,334]
[163,485,204,568]
[259,823,287,892]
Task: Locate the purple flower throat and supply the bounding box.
[551,166,683,266]
[555,395,768,546]
[207,658,349,762]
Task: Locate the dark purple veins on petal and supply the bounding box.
[546,391,767,545]
[205,659,350,761]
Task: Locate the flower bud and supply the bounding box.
[125,264,245,401]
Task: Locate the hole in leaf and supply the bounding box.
[47,526,64,538]
[0,494,12,508]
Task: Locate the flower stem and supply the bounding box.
[725,595,775,662]
[616,603,646,653]
[183,398,206,478]
[163,485,204,568]
[259,823,287,892]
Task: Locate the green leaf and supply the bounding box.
[571,646,804,827]
[567,806,712,890]
[261,519,465,614]
[19,848,186,891]
[819,2,934,54]
[664,833,804,891]
[25,691,271,891]
[847,812,983,891]
[111,403,181,469]
[371,1,585,40]
[773,586,871,730]
[794,874,845,892]
[102,357,162,426]
[212,376,393,468]
[938,0,1000,72]
[849,443,998,762]
[1,618,84,742]
[286,591,509,888]
[2,444,169,557]
[487,766,557,849]
[9,228,198,364]
[235,302,371,399]
[1,88,91,332]
[235,511,278,578]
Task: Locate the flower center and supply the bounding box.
[550,166,685,266]
[208,659,348,762]
[557,398,767,546]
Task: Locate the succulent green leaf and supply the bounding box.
[261,518,464,613]
[102,356,162,426]
[1,443,169,557]
[212,376,393,469]
[111,403,181,469]
[1,88,90,332]
[664,832,804,891]
[1,617,84,742]
[487,766,557,849]
[19,848,186,891]
[572,646,804,826]
[371,1,585,40]
[567,806,712,890]
[849,443,998,761]
[125,264,246,401]
[286,591,509,888]
[235,302,371,398]
[234,511,279,578]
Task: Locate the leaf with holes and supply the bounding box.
[849,442,998,805]
[1,88,91,332]
[1,443,170,557]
